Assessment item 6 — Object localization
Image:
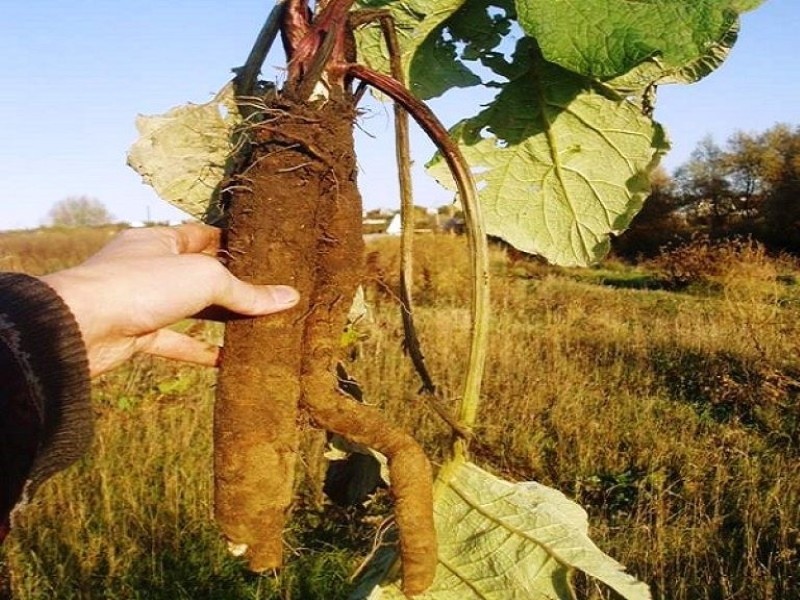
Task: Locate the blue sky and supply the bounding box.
[0,0,797,231]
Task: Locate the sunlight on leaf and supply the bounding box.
[354,0,475,99]
[729,0,767,11]
[126,83,240,222]
[352,460,651,599]
[606,18,740,111]
[516,0,764,78]
[429,42,668,266]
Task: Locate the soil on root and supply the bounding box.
[215,93,437,594]
[215,96,363,570]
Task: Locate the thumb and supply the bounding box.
[214,273,300,316]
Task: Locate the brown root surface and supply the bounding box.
[215,97,349,570]
[302,378,437,594]
[215,93,436,592]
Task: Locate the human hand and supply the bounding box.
[40,223,299,377]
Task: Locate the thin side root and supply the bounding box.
[301,374,437,596]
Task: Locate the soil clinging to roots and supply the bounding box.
[215,94,436,594]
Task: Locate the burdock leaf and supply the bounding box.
[730,0,766,11]
[446,0,514,62]
[605,18,740,110]
[428,42,668,266]
[352,460,651,599]
[354,0,478,99]
[410,33,482,99]
[126,83,240,221]
[515,0,762,79]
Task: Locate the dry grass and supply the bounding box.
[0,227,123,275]
[1,229,798,599]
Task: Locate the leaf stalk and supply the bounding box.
[347,64,491,463]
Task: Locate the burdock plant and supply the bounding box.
[128,1,764,596]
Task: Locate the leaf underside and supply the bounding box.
[428,42,668,266]
[356,0,761,266]
[353,460,651,599]
[354,0,475,99]
[126,84,240,223]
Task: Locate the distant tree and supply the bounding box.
[758,124,800,252]
[615,124,800,258]
[724,131,764,201]
[612,166,689,259]
[408,205,437,230]
[674,136,735,234]
[47,196,114,228]
[436,203,460,218]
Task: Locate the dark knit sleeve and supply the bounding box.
[0,273,93,542]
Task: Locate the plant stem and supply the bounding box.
[295,28,337,100]
[232,1,285,98]
[376,15,437,394]
[347,64,490,464]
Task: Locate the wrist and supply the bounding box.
[39,269,112,377]
[40,270,93,345]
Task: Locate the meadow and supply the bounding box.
[0,227,797,599]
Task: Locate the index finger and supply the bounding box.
[86,223,224,262]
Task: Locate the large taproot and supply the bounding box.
[214,94,437,594]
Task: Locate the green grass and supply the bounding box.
[1,229,798,599]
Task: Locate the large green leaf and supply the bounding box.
[730,0,767,11]
[515,0,760,79]
[429,42,668,266]
[354,0,478,99]
[605,18,739,113]
[605,19,739,93]
[445,0,513,62]
[126,84,240,222]
[352,460,651,599]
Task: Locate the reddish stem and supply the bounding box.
[346,64,464,174]
[284,0,356,90]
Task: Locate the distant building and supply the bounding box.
[386,213,402,236]
[364,207,440,237]
[362,217,391,235]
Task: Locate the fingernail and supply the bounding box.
[271,285,300,307]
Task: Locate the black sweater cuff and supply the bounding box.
[0,273,93,537]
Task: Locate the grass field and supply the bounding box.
[1,228,798,599]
